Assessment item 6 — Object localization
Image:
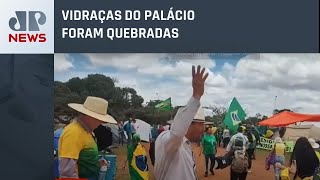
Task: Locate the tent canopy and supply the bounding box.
[283,124,320,141]
[124,119,151,142]
[259,111,320,127]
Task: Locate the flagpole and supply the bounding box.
[274,96,277,112]
[156,93,160,124]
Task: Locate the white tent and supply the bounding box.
[124,119,151,142]
[283,124,320,141]
[299,121,320,127]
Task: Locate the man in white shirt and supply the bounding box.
[222,126,231,148]
[154,65,209,180]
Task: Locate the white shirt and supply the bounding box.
[223,129,230,138]
[154,97,200,180]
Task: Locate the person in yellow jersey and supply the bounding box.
[276,137,319,180]
[273,137,286,180]
[58,96,117,180]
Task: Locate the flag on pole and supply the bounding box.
[155,97,172,111]
[223,97,247,134]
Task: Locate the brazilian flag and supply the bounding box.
[128,143,149,180]
[223,97,247,134]
[155,98,172,111]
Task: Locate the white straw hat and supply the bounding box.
[308,138,320,149]
[193,107,206,122]
[68,96,117,124]
[167,107,206,124]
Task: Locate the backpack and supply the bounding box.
[231,150,249,173]
[234,135,244,149]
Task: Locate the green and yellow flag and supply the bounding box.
[223,97,247,134]
[155,98,172,111]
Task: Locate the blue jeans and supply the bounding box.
[275,155,285,180]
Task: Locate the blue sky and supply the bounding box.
[54,53,320,117]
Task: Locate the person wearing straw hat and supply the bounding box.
[58,96,117,179]
[154,65,209,180]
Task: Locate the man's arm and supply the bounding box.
[158,65,208,153]
[162,97,200,152]
[59,158,79,178]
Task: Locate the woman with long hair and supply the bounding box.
[275,137,319,180]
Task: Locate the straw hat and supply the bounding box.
[211,127,218,134]
[68,96,117,124]
[167,107,206,124]
[204,122,214,125]
[193,107,206,122]
[308,138,320,149]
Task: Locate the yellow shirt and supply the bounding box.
[275,142,286,155]
[58,120,99,178]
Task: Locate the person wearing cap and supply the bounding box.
[226,126,250,180]
[154,65,209,180]
[58,96,117,179]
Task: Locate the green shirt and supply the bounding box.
[201,134,217,155]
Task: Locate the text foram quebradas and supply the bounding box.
[61,9,195,40]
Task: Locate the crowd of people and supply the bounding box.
[56,65,320,180]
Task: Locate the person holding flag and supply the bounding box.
[223,97,247,135]
[122,134,149,180]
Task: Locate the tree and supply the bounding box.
[204,105,227,125]
[66,77,86,94]
[54,74,147,124]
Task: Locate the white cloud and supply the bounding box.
[54,54,73,72]
[54,53,320,118]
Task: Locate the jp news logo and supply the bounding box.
[8,11,47,42]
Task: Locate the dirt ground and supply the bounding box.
[115,143,276,180]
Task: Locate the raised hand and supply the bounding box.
[192,65,209,100]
